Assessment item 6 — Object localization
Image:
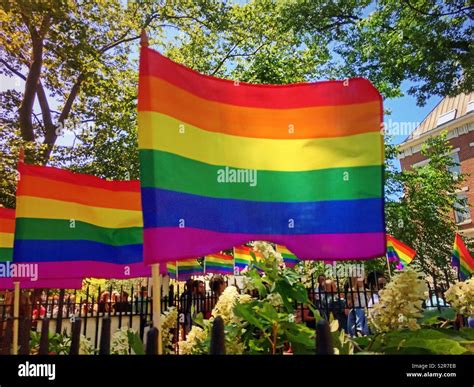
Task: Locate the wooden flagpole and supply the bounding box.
[141,28,163,354]
[12,281,20,354]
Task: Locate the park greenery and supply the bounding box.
[1,0,473,352]
[1,0,471,281]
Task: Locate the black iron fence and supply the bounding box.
[0,277,455,355]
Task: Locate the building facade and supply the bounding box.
[398,92,474,237]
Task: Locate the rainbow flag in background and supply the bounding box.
[14,162,143,264]
[0,208,15,262]
[167,262,177,279]
[233,245,263,273]
[137,46,385,263]
[452,233,474,280]
[205,253,234,275]
[386,235,416,269]
[276,244,300,268]
[176,259,203,279]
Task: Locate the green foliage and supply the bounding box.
[385,132,470,283]
[127,329,145,355]
[353,328,474,355]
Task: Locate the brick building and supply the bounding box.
[398,92,474,237]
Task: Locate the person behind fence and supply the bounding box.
[321,279,347,332]
[346,277,369,337]
[314,274,326,309]
[180,278,195,334]
[133,287,148,314]
[96,291,111,314]
[367,273,386,308]
[192,280,211,318]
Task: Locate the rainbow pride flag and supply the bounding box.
[14,163,143,264]
[138,46,384,263]
[386,235,416,269]
[205,253,233,275]
[233,245,263,273]
[167,262,177,279]
[176,259,203,279]
[276,244,300,268]
[452,233,474,280]
[0,208,15,262]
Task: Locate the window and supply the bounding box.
[466,100,474,114]
[449,152,461,180]
[436,109,457,126]
[454,193,471,224]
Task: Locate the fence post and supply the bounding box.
[209,316,225,355]
[146,326,158,355]
[69,317,82,355]
[315,319,334,355]
[56,289,65,334]
[18,317,32,355]
[99,316,111,355]
[39,318,50,355]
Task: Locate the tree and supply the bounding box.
[385,132,470,285]
[283,0,473,105]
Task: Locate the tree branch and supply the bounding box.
[0,59,27,81]
[18,13,51,143]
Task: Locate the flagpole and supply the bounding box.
[12,281,20,355]
[152,264,162,354]
[141,27,162,354]
[385,255,392,280]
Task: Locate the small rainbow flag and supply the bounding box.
[176,259,203,279]
[233,245,263,274]
[205,253,233,275]
[276,244,300,268]
[0,208,15,262]
[167,262,177,279]
[14,162,143,264]
[386,235,416,269]
[138,45,385,263]
[452,233,474,280]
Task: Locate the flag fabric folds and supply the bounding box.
[138,46,385,263]
[275,244,300,268]
[386,235,416,269]
[205,253,233,275]
[0,208,15,262]
[452,233,474,280]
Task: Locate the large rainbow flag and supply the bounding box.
[452,233,474,280]
[276,244,300,268]
[205,253,233,275]
[0,208,15,262]
[386,235,416,269]
[13,163,150,279]
[138,46,385,263]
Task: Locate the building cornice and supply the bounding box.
[398,113,474,160]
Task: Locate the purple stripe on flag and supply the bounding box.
[0,277,83,289]
[17,261,151,280]
[143,228,385,264]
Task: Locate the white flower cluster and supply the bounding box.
[211,285,252,324]
[111,326,135,355]
[445,279,474,316]
[178,326,207,355]
[369,267,427,333]
[251,241,284,266]
[79,335,94,355]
